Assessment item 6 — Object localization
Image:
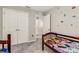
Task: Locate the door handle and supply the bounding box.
[16,29,20,31]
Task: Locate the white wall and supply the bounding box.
[50,6,79,37]
[0,7,3,39]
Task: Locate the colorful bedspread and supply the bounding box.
[53,39,79,53]
[45,37,79,53]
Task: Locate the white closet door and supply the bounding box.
[3,8,18,45]
[43,14,50,34]
[17,11,29,44]
[3,8,29,45]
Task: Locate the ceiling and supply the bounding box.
[29,6,54,12]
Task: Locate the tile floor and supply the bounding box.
[11,39,54,53]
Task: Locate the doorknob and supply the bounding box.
[16,29,20,31]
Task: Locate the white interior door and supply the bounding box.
[43,14,50,34]
[35,15,43,39]
[17,11,29,44]
[3,8,18,45]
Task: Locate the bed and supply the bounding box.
[42,32,79,53]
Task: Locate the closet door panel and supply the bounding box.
[3,8,18,45]
[3,8,29,45]
[17,11,29,44]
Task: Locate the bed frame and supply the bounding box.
[0,34,11,53]
[42,32,79,53]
